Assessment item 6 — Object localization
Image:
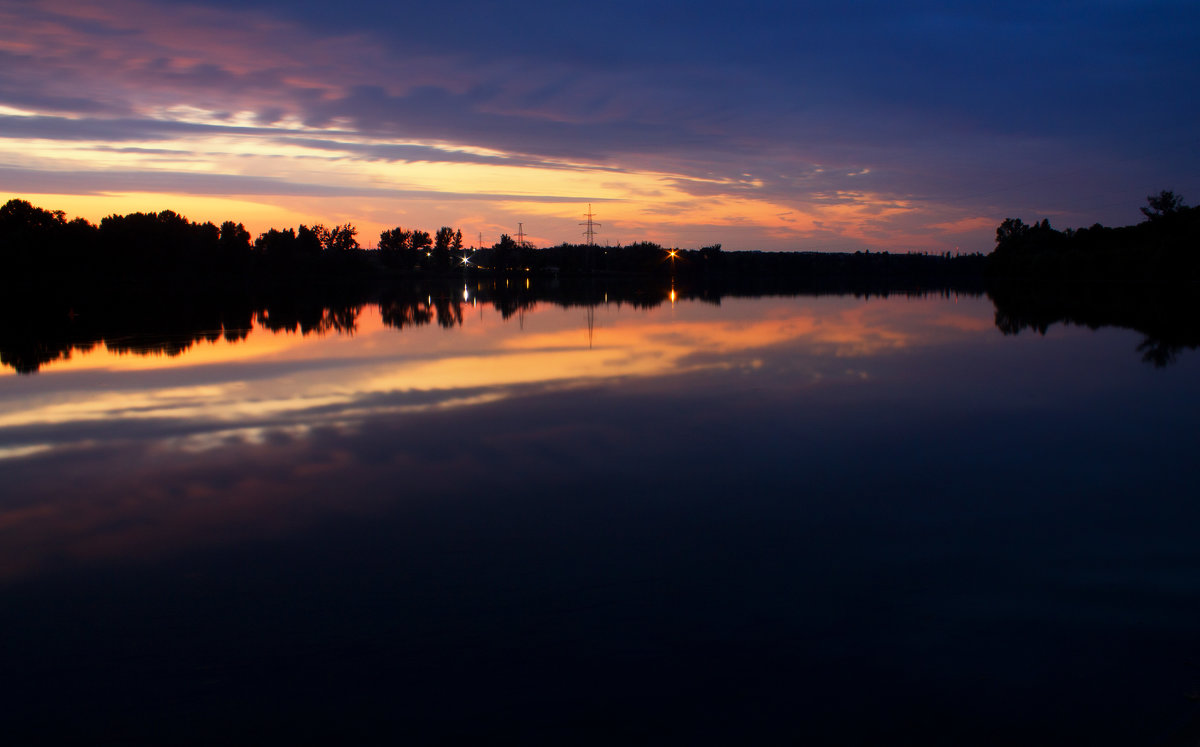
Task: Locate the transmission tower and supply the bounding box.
[580,204,601,245]
[517,222,526,247]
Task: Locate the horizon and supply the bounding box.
[5,194,994,253]
[1,1,1196,254]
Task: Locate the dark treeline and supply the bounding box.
[4,192,1197,289]
[1,198,988,289]
[469,239,989,287]
[988,190,1200,282]
[0,199,375,293]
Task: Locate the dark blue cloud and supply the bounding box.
[0,50,129,115]
[0,165,603,203]
[252,0,1200,212]
[275,136,630,172]
[301,84,735,161]
[0,114,277,141]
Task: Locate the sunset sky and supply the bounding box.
[1,0,1196,252]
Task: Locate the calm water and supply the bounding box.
[2,288,1199,745]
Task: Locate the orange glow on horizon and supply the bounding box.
[3,192,312,239]
[0,0,1003,253]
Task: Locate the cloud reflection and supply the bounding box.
[1,296,979,429]
[0,295,996,581]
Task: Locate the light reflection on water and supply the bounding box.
[3,295,981,576]
[1,292,1199,745]
[0,294,986,438]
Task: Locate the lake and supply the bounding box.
[2,282,1199,745]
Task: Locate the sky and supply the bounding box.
[1,0,1197,252]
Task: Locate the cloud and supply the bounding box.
[0,0,1198,250]
[271,136,628,173]
[299,84,732,163]
[0,166,604,202]
[0,113,272,142]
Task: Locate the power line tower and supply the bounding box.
[580,204,600,245]
[517,222,526,247]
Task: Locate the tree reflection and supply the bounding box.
[988,281,1200,367]
[4,275,1198,373]
[378,284,464,330]
[0,290,254,373]
[256,301,359,336]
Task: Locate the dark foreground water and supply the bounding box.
[2,289,1199,745]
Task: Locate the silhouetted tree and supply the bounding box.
[995,218,1030,250]
[0,199,66,247]
[492,234,518,271]
[0,199,100,276]
[325,223,359,252]
[220,221,251,250]
[218,221,251,267]
[97,209,222,273]
[296,225,324,256]
[1141,190,1186,221]
[255,227,296,258]
[379,227,411,253]
[411,230,432,264]
[433,226,454,270]
[379,226,414,268]
[988,193,1200,282]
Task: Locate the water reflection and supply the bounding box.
[1,279,1196,376]
[988,280,1200,367]
[2,285,1200,745]
[0,292,993,576]
[0,295,985,425]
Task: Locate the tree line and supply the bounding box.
[0,199,380,283]
[4,192,1195,289]
[0,198,555,282]
[1,197,989,287]
[987,190,1200,282]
